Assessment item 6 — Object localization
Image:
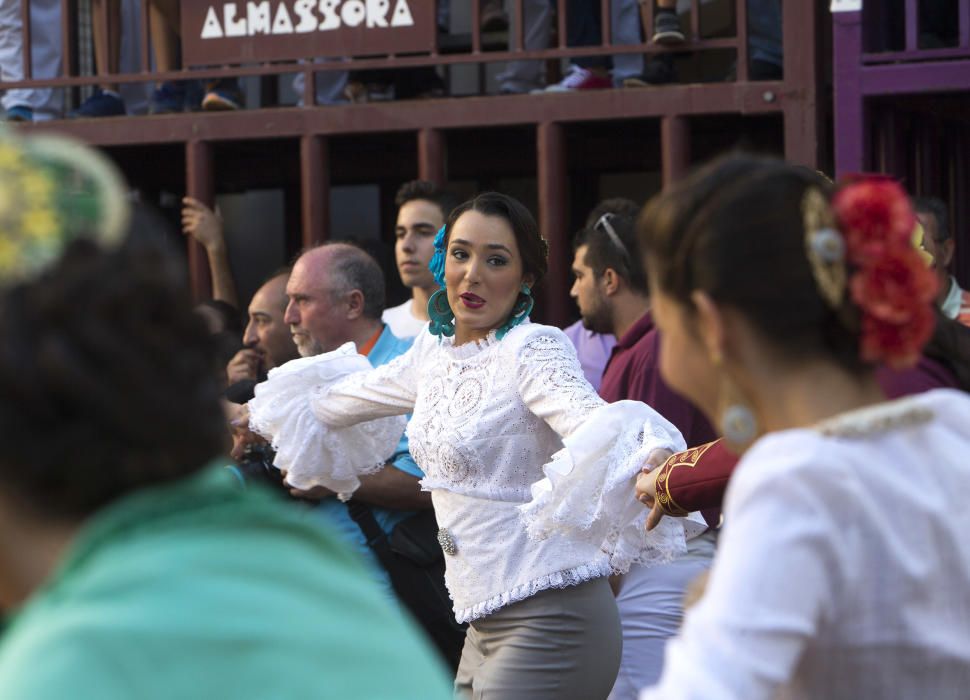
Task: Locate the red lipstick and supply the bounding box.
[460,292,485,309]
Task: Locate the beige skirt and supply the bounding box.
[454,577,622,700]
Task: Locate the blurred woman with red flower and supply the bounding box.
[634,154,970,700]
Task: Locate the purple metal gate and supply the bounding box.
[834,0,970,284]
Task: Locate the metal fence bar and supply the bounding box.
[25,81,787,148]
[537,121,569,328]
[904,0,918,52]
[21,0,33,79]
[639,0,654,45]
[735,0,748,82]
[601,0,612,47]
[78,0,93,89]
[60,0,75,78]
[783,0,819,168]
[185,140,214,300]
[960,0,970,49]
[95,0,110,80]
[513,0,524,52]
[139,0,150,73]
[429,0,439,56]
[558,0,567,49]
[418,128,446,185]
[917,116,940,195]
[690,0,701,40]
[951,126,970,283]
[303,65,315,107]
[472,0,482,54]
[300,134,329,247]
[859,59,970,94]
[862,46,970,63]
[661,115,690,186]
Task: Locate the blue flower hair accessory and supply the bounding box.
[429,224,447,287]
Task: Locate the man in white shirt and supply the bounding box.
[382,181,458,339]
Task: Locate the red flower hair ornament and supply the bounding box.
[803,176,939,369]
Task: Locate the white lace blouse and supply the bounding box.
[641,389,970,700]
[256,322,694,623]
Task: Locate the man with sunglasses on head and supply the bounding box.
[570,200,717,700]
[561,200,637,390]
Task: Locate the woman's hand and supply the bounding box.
[636,447,670,531]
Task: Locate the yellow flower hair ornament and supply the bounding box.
[0,128,129,286]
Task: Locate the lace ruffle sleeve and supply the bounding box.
[311,334,422,427]
[513,327,692,572]
[248,343,408,495]
[513,328,607,436]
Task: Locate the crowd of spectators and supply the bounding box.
[2,113,970,697]
[1,0,783,121]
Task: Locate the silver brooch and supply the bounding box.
[437,527,457,556]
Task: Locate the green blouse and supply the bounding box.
[0,466,452,699]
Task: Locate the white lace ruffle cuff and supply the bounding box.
[248,343,407,495]
[518,400,690,573]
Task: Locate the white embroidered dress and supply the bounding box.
[641,388,970,700]
[253,322,690,623]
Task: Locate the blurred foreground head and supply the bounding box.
[638,153,939,442]
[0,129,226,521]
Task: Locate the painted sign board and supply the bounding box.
[181,1,434,65]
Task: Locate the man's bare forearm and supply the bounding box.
[353,466,432,510]
[207,245,239,309]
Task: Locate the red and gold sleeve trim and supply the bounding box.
[654,440,718,517]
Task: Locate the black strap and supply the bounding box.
[346,500,386,548]
[345,500,466,670]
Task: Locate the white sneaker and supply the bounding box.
[535,65,612,93]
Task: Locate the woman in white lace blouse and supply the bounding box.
[635,155,970,699]
[250,193,695,699]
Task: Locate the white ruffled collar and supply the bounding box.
[439,328,501,360]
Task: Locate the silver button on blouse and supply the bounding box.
[437,527,457,556]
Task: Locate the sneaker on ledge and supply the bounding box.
[622,55,676,87]
[652,8,685,45]
[538,65,612,93]
[69,89,126,118]
[202,80,243,111]
[4,105,33,122]
[151,81,187,114]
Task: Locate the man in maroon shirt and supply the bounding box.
[571,210,716,447]
[570,207,717,698]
